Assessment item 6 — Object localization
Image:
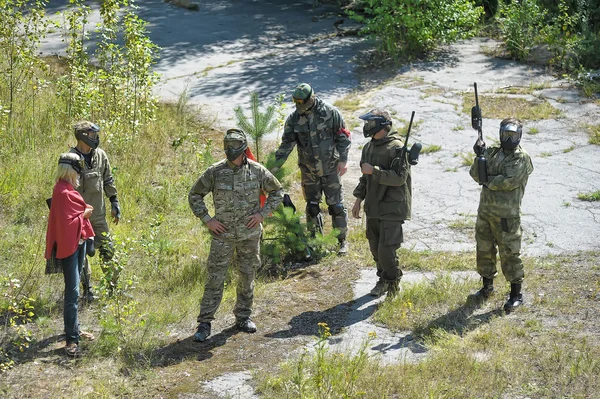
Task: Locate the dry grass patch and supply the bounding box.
[333,94,363,114]
[421,144,442,154]
[461,94,562,121]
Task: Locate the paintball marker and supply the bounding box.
[397,111,422,166]
[471,82,488,184]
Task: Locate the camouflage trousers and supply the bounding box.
[302,171,347,240]
[475,213,524,284]
[366,218,403,282]
[82,217,119,290]
[197,236,260,323]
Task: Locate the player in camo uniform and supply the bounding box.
[69,121,121,300]
[189,129,283,342]
[272,83,352,255]
[470,118,534,313]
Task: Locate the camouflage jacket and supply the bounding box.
[275,97,351,177]
[69,147,118,225]
[353,132,411,221]
[189,157,284,240]
[470,145,534,218]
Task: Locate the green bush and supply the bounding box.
[497,0,547,60]
[543,0,600,73]
[349,0,484,60]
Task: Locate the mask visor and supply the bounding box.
[224,140,244,151]
[500,124,521,144]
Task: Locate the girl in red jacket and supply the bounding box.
[45,153,95,356]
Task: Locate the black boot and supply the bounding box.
[81,269,97,303]
[503,283,523,313]
[472,277,494,301]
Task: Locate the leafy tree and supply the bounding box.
[349,0,484,59]
[0,0,49,132]
[234,92,278,162]
[497,0,547,60]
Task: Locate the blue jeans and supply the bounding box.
[62,243,86,344]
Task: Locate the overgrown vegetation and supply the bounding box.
[348,0,483,60]
[348,0,599,94]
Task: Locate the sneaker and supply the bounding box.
[370,278,387,297]
[79,331,95,341]
[194,322,211,342]
[337,240,349,256]
[236,318,257,333]
[65,342,79,357]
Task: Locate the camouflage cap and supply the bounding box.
[73,120,100,134]
[369,108,392,122]
[224,128,247,143]
[292,83,314,101]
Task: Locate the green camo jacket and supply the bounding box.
[470,145,534,218]
[189,157,284,240]
[275,97,351,177]
[353,132,412,221]
[69,147,118,225]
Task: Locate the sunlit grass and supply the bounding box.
[577,190,600,201]
[585,124,600,145]
[421,144,442,154]
[462,94,563,121]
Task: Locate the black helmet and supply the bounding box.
[359,109,392,138]
[73,121,100,149]
[224,128,248,162]
[499,118,523,150]
[58,152,84,174]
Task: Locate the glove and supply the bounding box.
[473,140,486,156]
[111,200,121,222]
[282,193,296,213]
[86,238,96,257]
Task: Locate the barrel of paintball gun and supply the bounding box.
[472,82,488,184]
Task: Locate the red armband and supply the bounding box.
[337,127,351,138]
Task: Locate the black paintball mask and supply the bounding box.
[75,122,101,150]
[359,110,392,138]
[499,120,523,150]
[58,156,84,174]
[223,128,248,162]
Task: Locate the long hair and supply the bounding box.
[55,153,80,188]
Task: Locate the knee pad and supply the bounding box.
[306,202,321,217]
[328,203,345,216]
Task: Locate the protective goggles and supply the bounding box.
[224,140,244,151]
[364,119,378,131]
[500,124,521,143]
[58,158,84,174]
[84,130,99,140]
[292,86,313,105]
[79,123,100,136]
